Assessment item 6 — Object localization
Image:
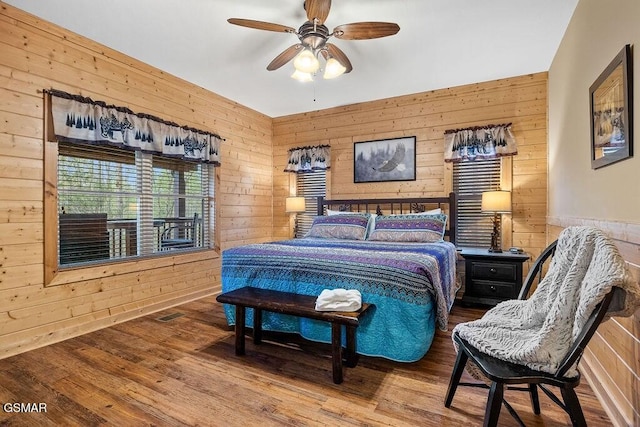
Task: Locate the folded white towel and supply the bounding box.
[315,288,362,312]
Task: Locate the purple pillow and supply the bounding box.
[306,214,371,240]
[368,213,447,242]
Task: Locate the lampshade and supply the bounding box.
[285,196,306,213]
[481,191,512,213]
[323,57,346,79]
[291,69,313,82]
[293,49,320,73]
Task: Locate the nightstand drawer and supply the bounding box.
[469,280,516,299]
[471,262,516,282]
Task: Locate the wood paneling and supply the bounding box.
[548,220,640,427]
[272,73,549,258]
[0,2,272,359]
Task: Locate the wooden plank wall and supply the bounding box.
[272,73,549,260]
[548,220,640,427]
[0,2,273,359]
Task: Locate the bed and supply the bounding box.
[220,193,459,362]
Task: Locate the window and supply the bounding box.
[295,170,326,237]
[57,142,213,267]
[452,159,501,247]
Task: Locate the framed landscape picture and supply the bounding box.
[590,44,633,169]
[354,136,416,183]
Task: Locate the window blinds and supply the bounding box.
[152,155,211,251]
[452,159,501,247]
[57,142,213,267]
[58,143,138,264]
[295,170,327,238]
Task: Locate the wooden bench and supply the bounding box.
[216,286,373,384]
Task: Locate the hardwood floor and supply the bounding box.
[0,297,612,426]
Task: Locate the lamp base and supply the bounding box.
[489,214,502,252]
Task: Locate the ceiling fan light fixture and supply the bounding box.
[229,2,400,83]
[293,48,320,73]
[323,57,346,79]
[291,69,314,82]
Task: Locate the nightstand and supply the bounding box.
[459,248,530,307]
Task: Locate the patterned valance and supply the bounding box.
[47,89,222,165]
[284,144,330,173]
[444,123,517,163]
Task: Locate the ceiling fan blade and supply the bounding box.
[228,18,296,34]
[267,44,303,71]
[304,0,331,24]
[333,22,400,40]
[325,43,353,73]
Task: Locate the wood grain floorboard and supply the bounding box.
[0,296,612,426]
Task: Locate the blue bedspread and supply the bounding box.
[221,238,457,362]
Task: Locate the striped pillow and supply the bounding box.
[368,214,447,242]
[306,214,370,240]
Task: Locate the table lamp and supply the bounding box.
[286,196,306,238]
[481,190,511,253]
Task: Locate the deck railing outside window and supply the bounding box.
[58,142,212,267]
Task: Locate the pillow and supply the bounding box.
[326,208,349,216]
[327,209,377,238]
[368,213,447,243]
[306,213,370,240]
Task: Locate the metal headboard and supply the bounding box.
[316,192,458,245]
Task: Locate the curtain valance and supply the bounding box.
[444,123,516,163]
[284,144,330,173]
[47,89,222,165]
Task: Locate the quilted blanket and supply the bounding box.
[454,226,640,377]
[221,238,458,362]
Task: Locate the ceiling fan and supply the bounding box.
[228,0,400,81]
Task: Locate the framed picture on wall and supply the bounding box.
[354,136,416,183]
[590,44,633,169]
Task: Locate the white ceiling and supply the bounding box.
[5,0,578,118]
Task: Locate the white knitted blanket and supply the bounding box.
[454,226,640,378]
